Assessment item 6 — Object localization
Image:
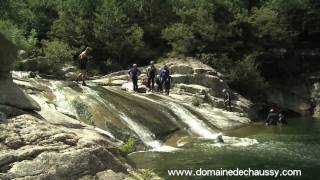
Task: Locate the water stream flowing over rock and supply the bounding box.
[2,35,258,179]
[10,57,255,151]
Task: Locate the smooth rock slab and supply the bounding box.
[0,78,40,112]
[0,114,132,179]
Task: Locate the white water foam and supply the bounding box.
[119,113,177,152]
[94,127,115,139]
[11,71,34,79]
[50,83,117,139]
[209,136,258,147]
[168,102,219,139]
[80,87,177,152]
[49,81,78,118]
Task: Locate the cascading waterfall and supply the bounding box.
[49,81,78,118]
[47,81,257,150]
[167,102,220,139]
[79,86,178,152]
[49,81,116,140]
[167,101,258,146]
[11,71,33,79]
[119,113,177,152]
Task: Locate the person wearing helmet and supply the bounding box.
[266,108,278,126]
[222,89,232,111]
[76,47,92,86]
[128,64,141,92]
[146,61,157,92]
[278,113,288,125]
[160,65,170,95]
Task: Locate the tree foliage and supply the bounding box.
[0,0,319,99]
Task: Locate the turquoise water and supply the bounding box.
[129,118,320,180]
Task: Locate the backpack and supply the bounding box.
[160,69,169,80]
[142,78,148,86]
[130,68,140,78]
[148,66,156,77]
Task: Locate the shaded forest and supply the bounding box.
[1,0,320,99]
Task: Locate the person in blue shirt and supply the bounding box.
[160,65,171,95]
[128,64,141,92]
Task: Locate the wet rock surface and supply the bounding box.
[1,33,162,180]
[99,57,256,123]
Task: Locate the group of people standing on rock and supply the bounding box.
[74,47,171,94]
[266,108,288,126]
[128,61,171,95]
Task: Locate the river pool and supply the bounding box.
[129,118,320,180]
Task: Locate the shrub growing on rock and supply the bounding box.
[120,136,136,156]
[139,169,155,180]
[42,39,75,63]
[191,96,202,107]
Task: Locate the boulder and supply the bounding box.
[121,82,147,93]
[16,58,39,71]
[15,56,66,78]
[0,104,26,117]
[0,114,132,179]
[0,33,40,115]
[93,78,128,86]
[171,74,228,97]
[96,170,126,180]
[17,50,28,60]
[169,65,194,74]
[0,111,6,121]
[0,34,17,76]
[175,84,210,95]
[267,88,311,115]
[0,74,40,112]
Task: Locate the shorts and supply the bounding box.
[80,60,87,70]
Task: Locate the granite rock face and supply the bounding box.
[0,34,17,76]
[0,33,40,116]
[0,114,134,180]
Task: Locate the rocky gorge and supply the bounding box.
[0,34,161,180]
[1,31,319,179]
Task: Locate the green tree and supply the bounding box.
[0,20,37,54]
[42,39,75,63]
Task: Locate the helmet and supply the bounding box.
[133,64,137,67]
[270,109,274,113]
[150,61,154,65]
[222,89,226,92]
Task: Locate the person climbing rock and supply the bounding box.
[278,113,288,125]
[146,61,157,92]
[160,65,170,95]
[266,109,278,126]
[76,47,92,86]
[222,89,232,111]
[128,64,141,92]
